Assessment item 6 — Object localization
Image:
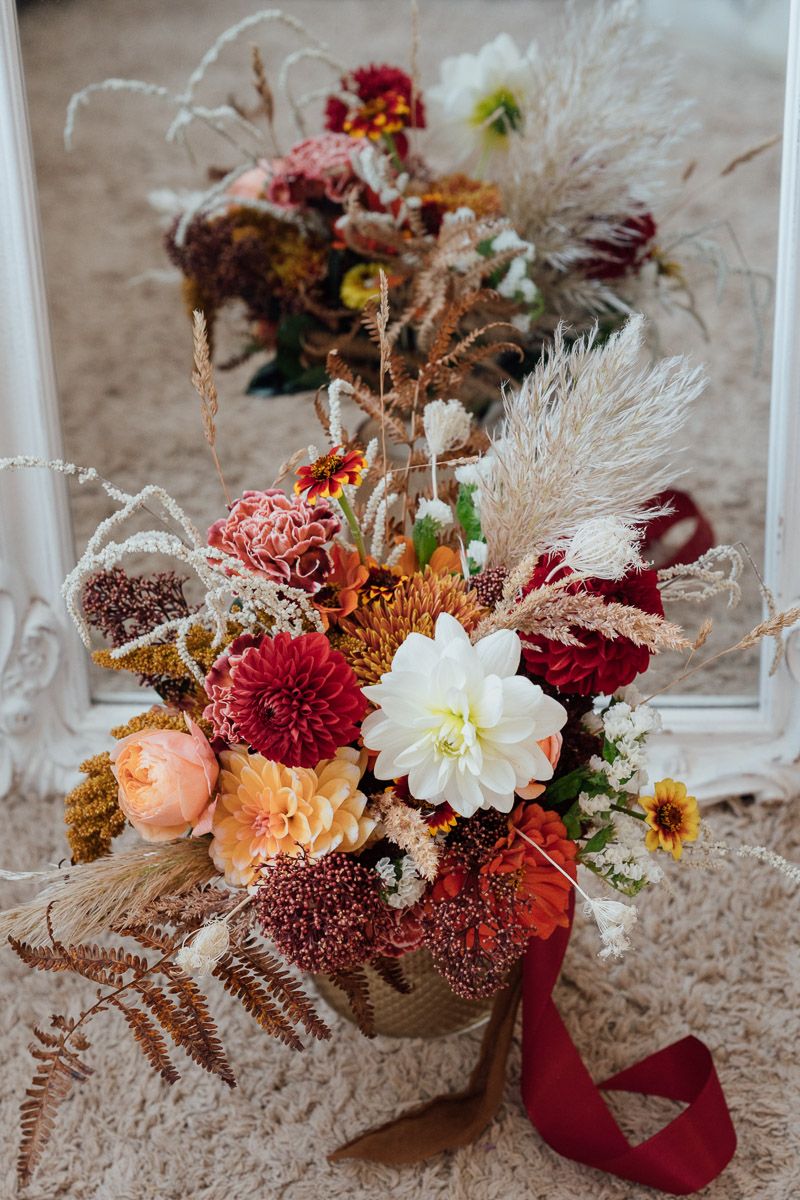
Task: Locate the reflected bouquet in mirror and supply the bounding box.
[65,2,767,403]
[2,295,798,1193]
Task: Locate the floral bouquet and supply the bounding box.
[2,299,797,1193]
[66,2,766,403]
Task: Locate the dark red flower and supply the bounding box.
[418,806,576,999]
[372,904,425,958]
[227,632,367,767]
[521,555,665,696]
[583,212,657,280]
[325,64,425,155]
[256,853,385,973]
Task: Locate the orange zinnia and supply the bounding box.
[639,778,699,860]
[312,543,370,628]
[295,445,367,505]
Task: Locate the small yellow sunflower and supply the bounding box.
[639,779,700,861]
[340,262,383,310]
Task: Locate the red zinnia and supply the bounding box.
[227,632,367,768]
[325,64,425,154]
[521,555,665,696]
[294,445,367,506]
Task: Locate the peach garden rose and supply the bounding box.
[110,717,219,843]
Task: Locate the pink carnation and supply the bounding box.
[203,633,262,747]
[267,134,357,208]
[208,490,340,594]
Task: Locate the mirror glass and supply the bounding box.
[17,0,790,701]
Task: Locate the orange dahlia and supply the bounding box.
[639,778,699,860]
[295,446,367,506]
[341,567,485,685]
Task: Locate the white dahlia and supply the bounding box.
[427,33,534,165]
[361,612,567,817]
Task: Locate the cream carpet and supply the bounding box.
[1,791,798,1199]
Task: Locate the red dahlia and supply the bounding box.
[521,555,665,696]
[584,212,657,280]
[227,631,367,768]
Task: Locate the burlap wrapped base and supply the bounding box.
[314,949,493,1038]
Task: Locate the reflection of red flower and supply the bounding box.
[228,632,367,768]
[325,64,425,155]
[584,212,657,280]
[267,133,357,208]
[295,446,367,505]
[521,555,665,696]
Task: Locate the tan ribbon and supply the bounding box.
[328,963,523,1164]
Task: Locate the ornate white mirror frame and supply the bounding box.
[2,0,800,804]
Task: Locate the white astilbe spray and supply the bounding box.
[478,317,705,568]
[65,10,327,152]
[0,458,321,684]
[502,0,691,319]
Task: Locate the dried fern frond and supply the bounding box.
[18,1018,93,1187]
[327,966,375,1037]
[0,839,216,948]
[480,316,705,569]
[371,955,412,996]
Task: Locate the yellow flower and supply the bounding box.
[639,779,700,861]
[210,746,376,886]
[340,262,383,310]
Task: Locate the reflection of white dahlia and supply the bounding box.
[427,34,534,165]
[361,612,567,818]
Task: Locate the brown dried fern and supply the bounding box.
[328,966,375,1038]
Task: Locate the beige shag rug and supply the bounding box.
[0,792,798,1199]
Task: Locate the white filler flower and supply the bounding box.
[428,33,534,164]
[362,612,567,817]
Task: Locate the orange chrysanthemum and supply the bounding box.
[312,543,370,628]
[295,445,367,505]
[639,778,700,860]
[341,567,485,685]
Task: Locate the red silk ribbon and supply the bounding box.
[643,489,716,570]
[521,900,737,1195]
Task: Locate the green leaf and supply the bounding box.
[455,484,483,545]
[412,515,440,571]
[602,737,618,765]
[562,799,582,841]
[544,768,588,806]
[580,825,616,857]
